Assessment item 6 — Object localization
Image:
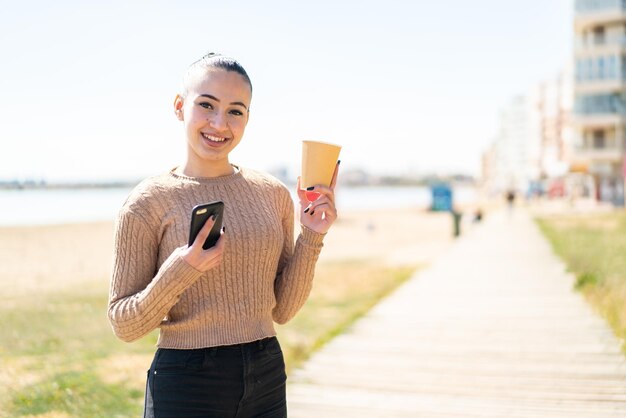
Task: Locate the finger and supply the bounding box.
[198,229,226,269]
[330,160,340,190]
[313,206,337,223]
[304,196,333,215]
[197,250,223,271]
[296,176,308,204]
[212,226,227,251]
[193,215,216,249]
[306,201,335,218]
[317,204,338,222]
[305,184,335,206]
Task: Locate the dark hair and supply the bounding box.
[182,52,252,96]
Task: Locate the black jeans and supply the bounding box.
[144,337,287,418]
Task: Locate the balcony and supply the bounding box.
[574,93,626,126]
[574,36,626,53]
[575,0,626,30]
[574,81,625,95]
[572,113,624,127]
[576,0,626,11]
[572,146,623,162]
[574,53,626,90]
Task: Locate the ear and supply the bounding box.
[174,94,184,121]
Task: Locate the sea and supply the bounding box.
[0,185,478,226]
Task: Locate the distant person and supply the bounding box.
[506,189,516,215]
[473,208,483,223]
[107,53,339,417]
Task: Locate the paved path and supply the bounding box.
[287,209,626,417]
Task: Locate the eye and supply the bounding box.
[229,109,244,116]
[198,102,213,109]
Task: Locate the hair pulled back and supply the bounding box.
[182,52,252,97]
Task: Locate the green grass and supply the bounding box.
[0,284,157,417]
[0,261,416,417]
[12,370,143,417]
[536,211,626,351]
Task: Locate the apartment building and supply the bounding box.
[573,0,626,204]
[481,96,541,196]
[481,74,577,200]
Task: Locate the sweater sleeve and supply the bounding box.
[272,194,326,324]
[107,207,203,342]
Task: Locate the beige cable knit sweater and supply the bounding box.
[107,166,325,349]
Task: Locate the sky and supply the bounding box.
[0,0,573,182]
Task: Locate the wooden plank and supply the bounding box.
[289,384,626,417]
[287,211,626,417]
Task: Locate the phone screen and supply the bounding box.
[189,201,224,250]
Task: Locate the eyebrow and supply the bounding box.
[199,94,248,110]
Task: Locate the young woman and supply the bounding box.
[107,53,339,417]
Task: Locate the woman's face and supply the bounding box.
[175,68,252,169]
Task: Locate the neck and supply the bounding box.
[178,159,236,178]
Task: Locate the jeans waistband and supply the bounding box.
[214,336,276,352]
[155,337,278,362]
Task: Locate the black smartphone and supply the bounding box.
[188,201,225,250]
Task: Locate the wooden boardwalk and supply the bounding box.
[287,210,626,417]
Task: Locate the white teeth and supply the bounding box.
[202,133,227,142]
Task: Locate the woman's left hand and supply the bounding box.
[297,161,340,234]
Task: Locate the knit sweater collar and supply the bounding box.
[168,165,244,185]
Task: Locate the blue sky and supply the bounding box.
[0,0,572,181]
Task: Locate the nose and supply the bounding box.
[207,113,228,131]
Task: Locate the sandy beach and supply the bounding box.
[318,208,455,266]
[0,222,116,296]
[0,208,456,296]
[0,207,461,416]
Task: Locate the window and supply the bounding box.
[593,27,606,45]
[598,57,606,79]
[615,95,623,112]
[575,93,625,114]
[608,55,617,79]
[593,130,606,149]
[576,0,626,12]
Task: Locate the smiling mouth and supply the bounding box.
[202,133,229,143]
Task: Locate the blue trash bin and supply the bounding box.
[430,184,453,212]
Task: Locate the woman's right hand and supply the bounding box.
[181,216,226,272]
